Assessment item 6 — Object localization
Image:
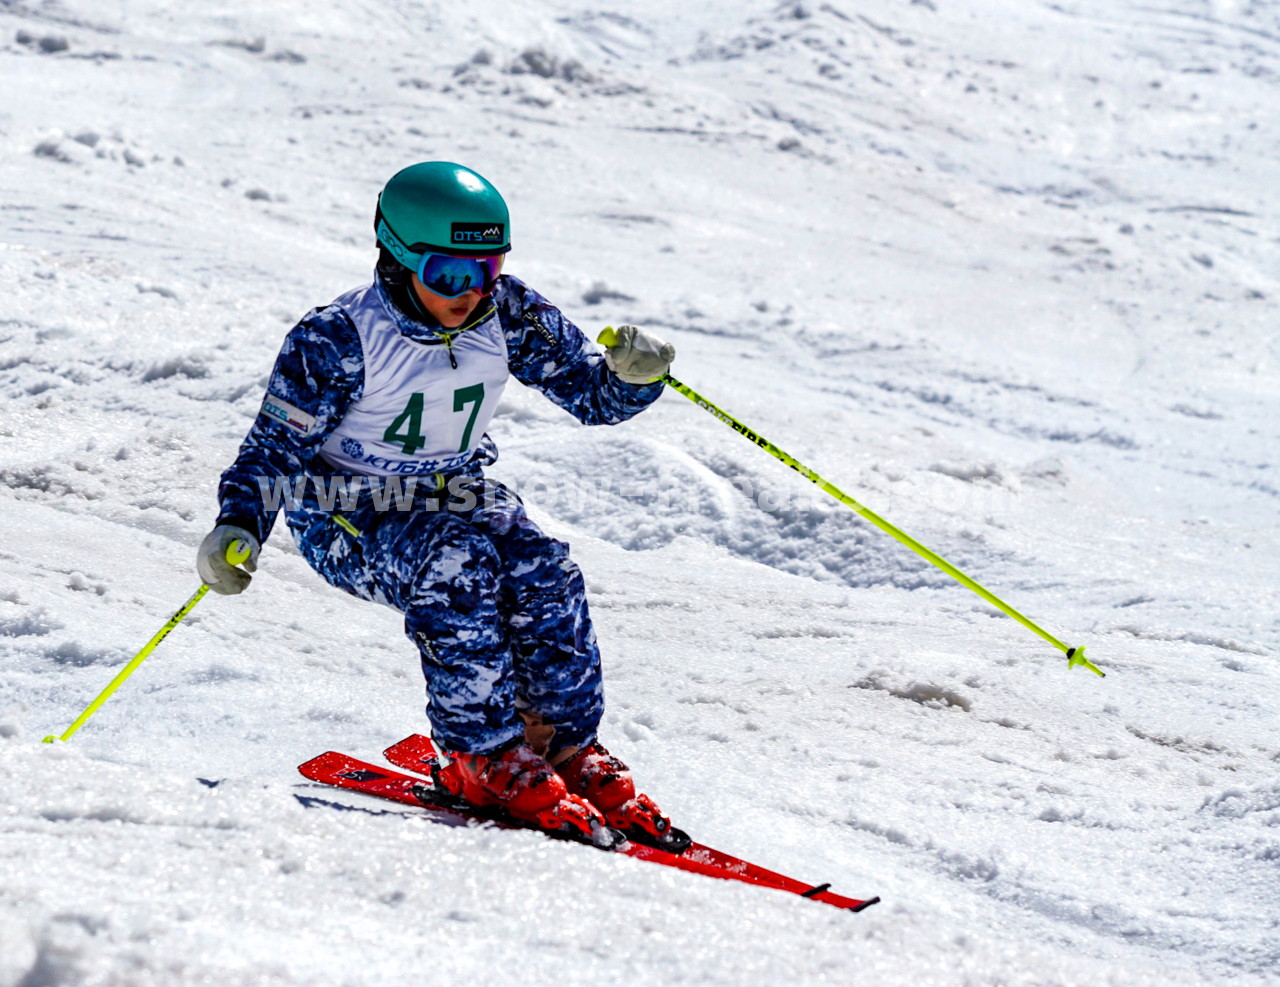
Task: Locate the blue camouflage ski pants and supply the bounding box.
[287,478,604,755]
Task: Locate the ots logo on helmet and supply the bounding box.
[451,222,505,245]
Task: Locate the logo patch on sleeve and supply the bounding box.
[260,394,317,436]
[451,222,505,246]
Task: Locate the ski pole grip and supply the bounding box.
[597,326,618,348]
[225,540,252,566]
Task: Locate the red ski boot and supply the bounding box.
[436,741,622,848]
[555,743,690,854]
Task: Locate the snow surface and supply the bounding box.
[2,0,1278,983]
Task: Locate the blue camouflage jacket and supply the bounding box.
[216,273,663,543]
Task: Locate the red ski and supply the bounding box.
[298,737,878,913]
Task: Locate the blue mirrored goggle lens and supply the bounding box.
[416,253,502,298]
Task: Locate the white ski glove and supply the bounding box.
[601,324,675,385]
[196,524,260,595]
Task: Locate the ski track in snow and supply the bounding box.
[1,0,1277,983]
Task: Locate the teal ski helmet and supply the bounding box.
[375,162,510,266]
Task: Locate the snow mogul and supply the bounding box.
[196,162,683,850]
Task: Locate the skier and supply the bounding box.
[196,161,684,850]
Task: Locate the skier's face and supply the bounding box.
[411,276,484,328]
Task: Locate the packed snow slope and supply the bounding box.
[2,0,1278,983]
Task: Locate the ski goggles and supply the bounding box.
[415,252,504,298]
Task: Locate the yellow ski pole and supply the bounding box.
[42,541,254,743]
[599,328,1103,677]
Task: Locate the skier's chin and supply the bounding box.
[408,274,482,328]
